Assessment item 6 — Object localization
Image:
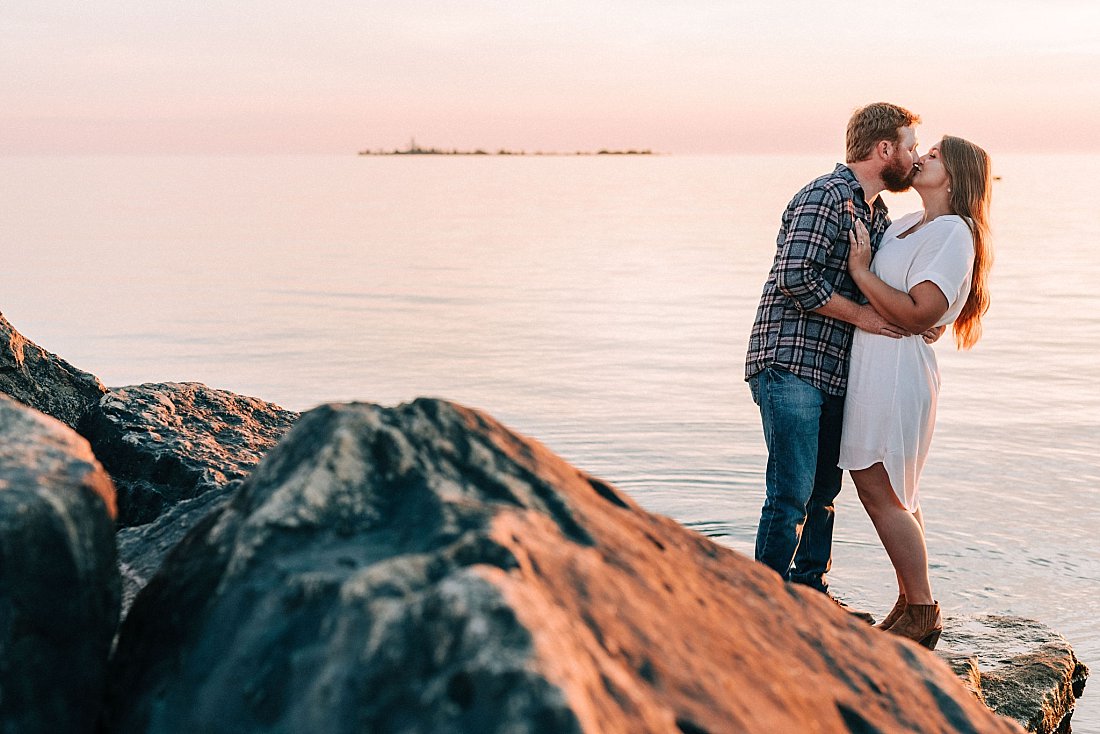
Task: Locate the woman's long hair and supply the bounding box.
[942,135,993,349]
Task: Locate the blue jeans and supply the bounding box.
[748,366,844,593]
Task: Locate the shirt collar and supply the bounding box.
[834,163,890,217]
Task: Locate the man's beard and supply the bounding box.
[882,155,917,192]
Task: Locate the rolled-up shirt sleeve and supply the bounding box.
[774,187,842,312]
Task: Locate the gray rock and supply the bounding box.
[940,615,1089,733]
[0,311,106,428]
[79,381,298,528]
[115,481,238,617]
[0,395,120,734]
[104,398,1023,734]
[81,381,297,617]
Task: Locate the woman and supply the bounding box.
[839,136,993,649]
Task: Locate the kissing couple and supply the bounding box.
[745,102,993,649]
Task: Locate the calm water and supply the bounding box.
[3,154,1098,728]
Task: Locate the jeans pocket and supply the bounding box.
[763,367,821,423]
[764,366,790,385]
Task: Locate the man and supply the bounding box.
[745,102,921,614]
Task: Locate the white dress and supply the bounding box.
[838,211,975,511]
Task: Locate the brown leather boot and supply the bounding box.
[887,601,942,649]
[876,593,907,630]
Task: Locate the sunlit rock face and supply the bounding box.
[0,311,106,428]
[0,396,120,734]
[104,398,1023,734]
[940,616,1090,734]
[79,382,298,527]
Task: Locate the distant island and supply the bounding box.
[359,138,654,157]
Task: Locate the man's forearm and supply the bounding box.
[813,293,910,337]
[813,292,867,327]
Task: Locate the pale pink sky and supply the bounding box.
[2,1,1097,155]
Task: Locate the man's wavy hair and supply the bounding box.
[845,103,921,163]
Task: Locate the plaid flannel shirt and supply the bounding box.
[745,164,890,396]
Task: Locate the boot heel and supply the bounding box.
[919,629,941,650]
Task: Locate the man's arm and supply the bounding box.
[773,187,841,312]
[815,292,910,338]
[775,186,908,337]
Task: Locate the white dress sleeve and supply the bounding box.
[905,219,976,321]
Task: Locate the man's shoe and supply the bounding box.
[831,596,876,625]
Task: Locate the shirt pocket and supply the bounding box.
[839,199,855,234]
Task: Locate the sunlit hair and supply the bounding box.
[845,103,921,164]
[941,135,993,350]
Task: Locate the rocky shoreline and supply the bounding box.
[0,311,1088,732]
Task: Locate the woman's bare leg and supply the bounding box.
[892,506,925,597]
[851,463,933,604]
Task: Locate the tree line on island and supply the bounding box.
[359,138,654,156]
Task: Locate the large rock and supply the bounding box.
[940,616,1090,733]
[79,382,298,528]
[0,395,120,734]
[0,311,106,428]
[104,399,1024,733]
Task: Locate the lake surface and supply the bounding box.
[3,154,1098,728]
